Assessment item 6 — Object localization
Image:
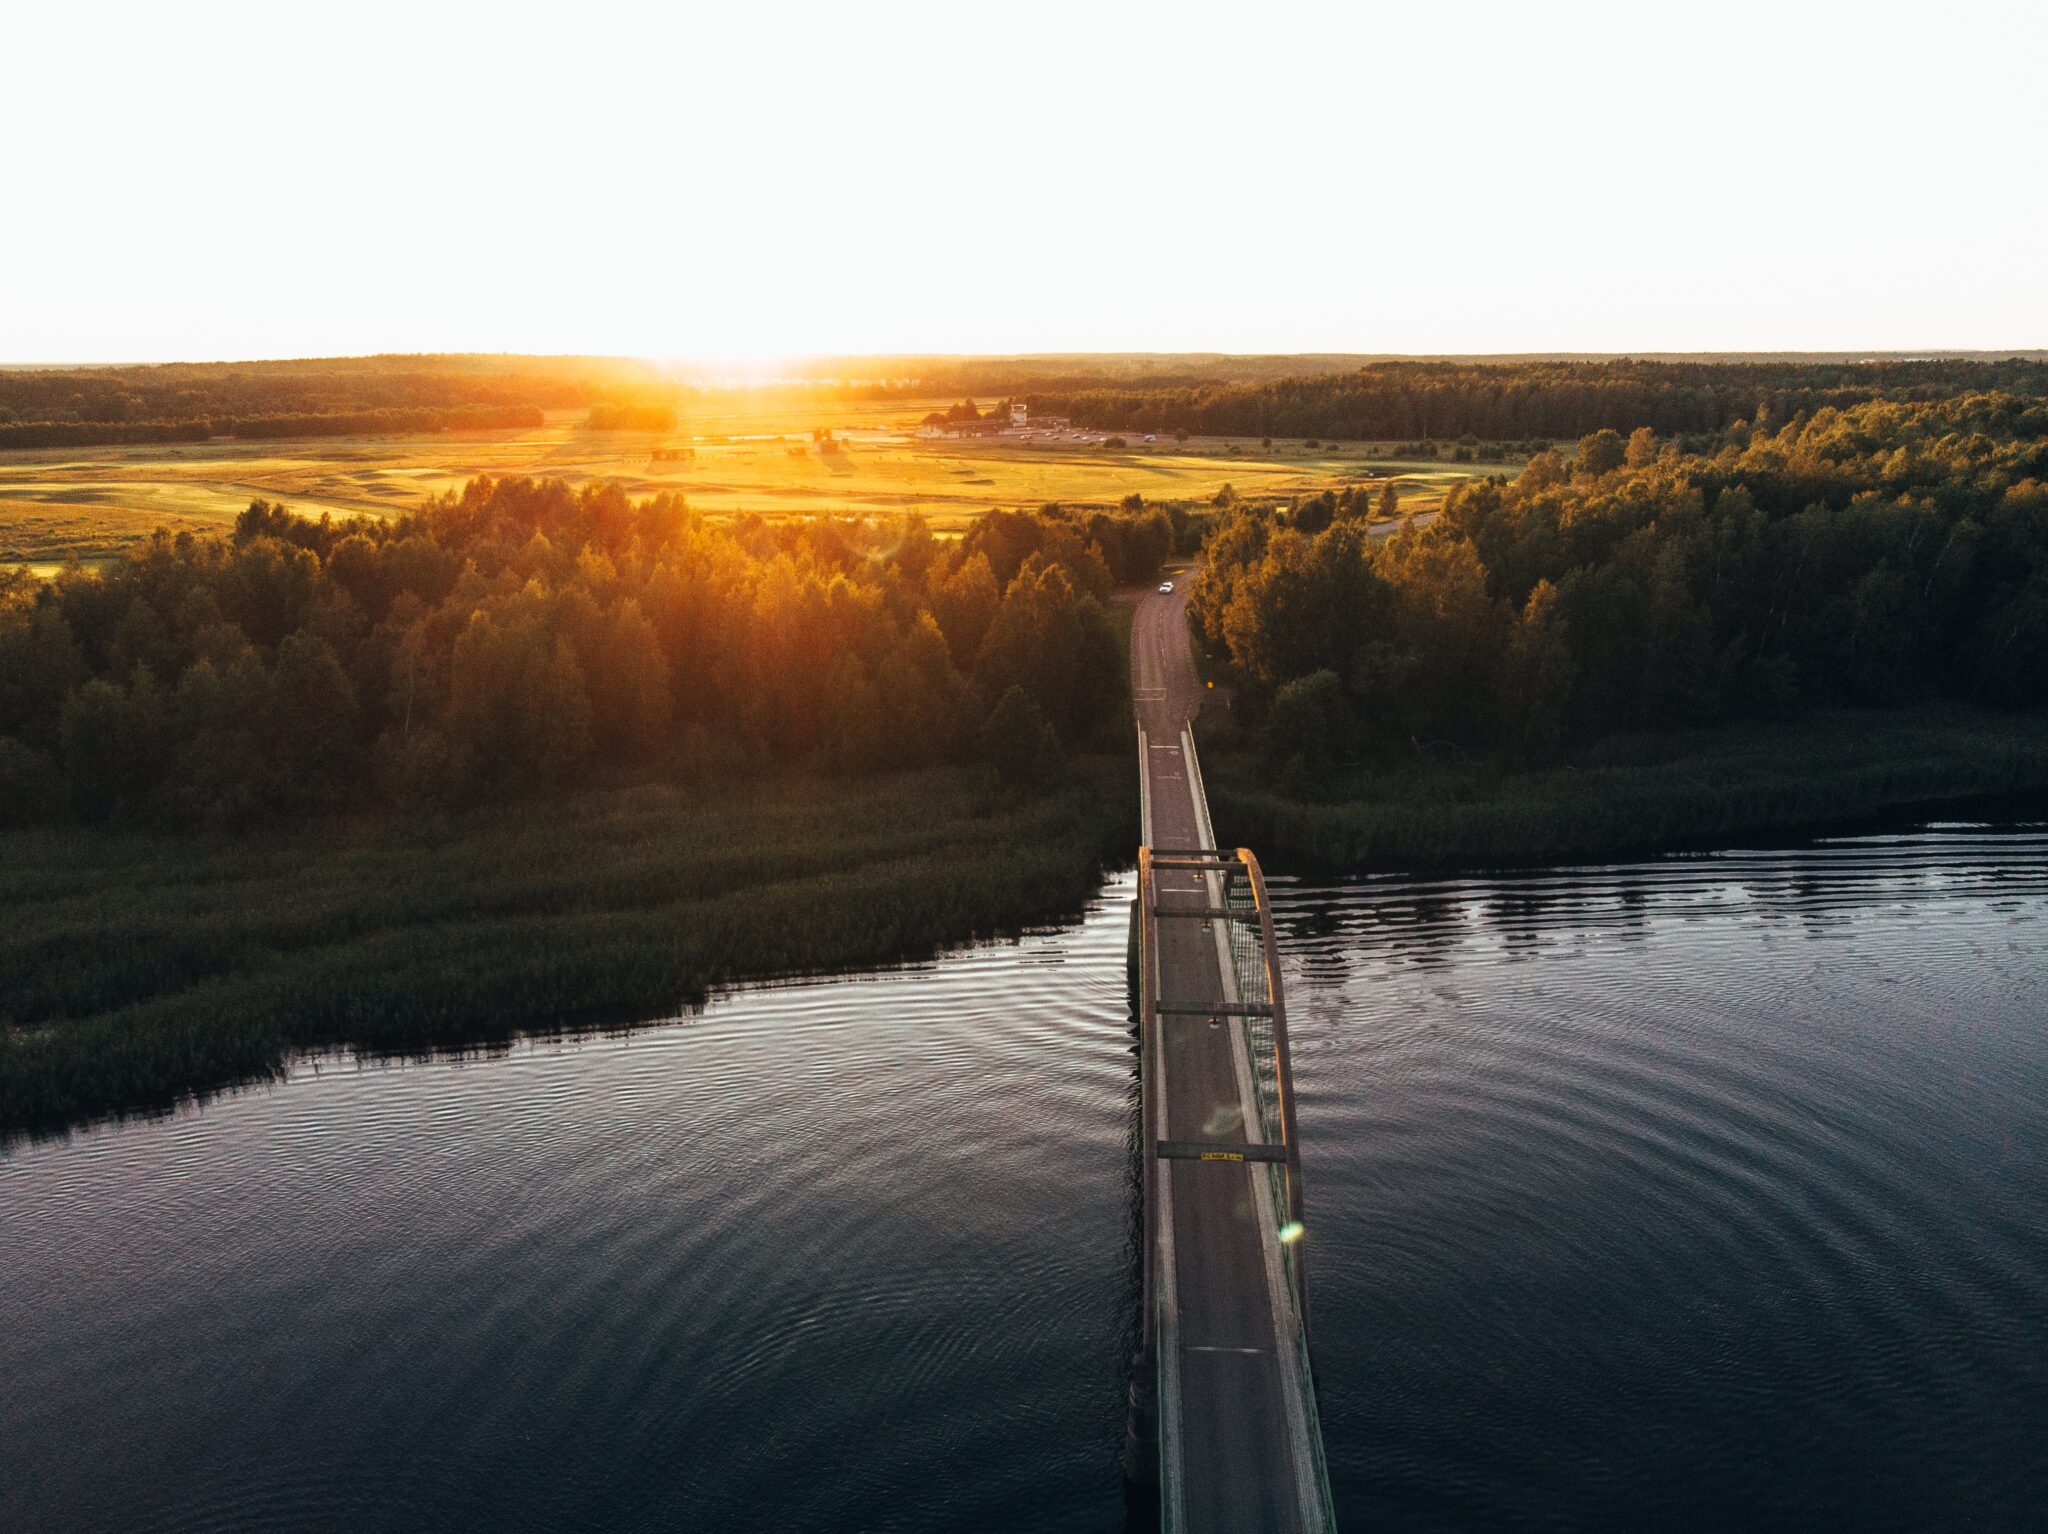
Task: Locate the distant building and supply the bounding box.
[1011,401,1028,427]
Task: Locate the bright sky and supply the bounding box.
[5,0,2043,363]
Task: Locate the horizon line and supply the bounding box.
[7,346,2048,373]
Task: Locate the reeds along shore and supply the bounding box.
[0,758,1136,1139]
[1204,707,2048,869]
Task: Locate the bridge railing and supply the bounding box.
[1218,849,1333,1528]
[1137,842,1335,1530]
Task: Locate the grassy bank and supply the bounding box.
[1201,705,2048,870]
[0,758,1136,1139]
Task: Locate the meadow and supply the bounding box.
[0,756,1137,1137]
[0,397,1499,563]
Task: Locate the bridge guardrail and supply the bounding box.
[1137,833,1336,1530]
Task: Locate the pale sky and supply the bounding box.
[5,0,2044,363]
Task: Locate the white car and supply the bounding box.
[1158,581,1174,594]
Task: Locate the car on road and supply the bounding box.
[1158,581,1174,593]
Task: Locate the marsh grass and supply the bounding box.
[1203,705,2048,870]
[0,757,1136,1138]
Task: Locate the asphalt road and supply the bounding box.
[1133,578,1312,1532]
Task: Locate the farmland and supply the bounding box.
[0,397,1503,563]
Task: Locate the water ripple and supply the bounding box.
[1282,827,2048,1529]
[6,825,2048,1531]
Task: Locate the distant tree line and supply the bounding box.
[918,398,1018,427]
[0,355,689,451]
[0,419,216,449]
[1030,358,2048,446]
[0,404,547,451]
[0,354,667,424]
[0,482,1176,824]
[1192,395,2048,790]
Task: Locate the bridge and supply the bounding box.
[1125,582,1335,1531]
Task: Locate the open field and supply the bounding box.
[0,398,1505,562]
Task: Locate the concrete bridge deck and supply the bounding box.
[1129,579,1334,1532]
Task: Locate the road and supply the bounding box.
[1131,576,1316,1531]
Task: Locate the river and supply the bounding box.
[4,819,2046,1530]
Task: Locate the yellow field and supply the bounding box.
[0,400,1504,562]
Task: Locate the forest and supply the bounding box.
[0,481,1177,826]
[0,355,660,450]
[1034,358,2048,447]
[0,354,655,423]
[0,483,1180,1132]
[1192,393,2048,807]
[0,403,546,450]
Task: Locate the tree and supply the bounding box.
[1292,491,1338,536]
[1219,524,1390,693]
[874,611,976,765]
[0,603,86,748]
[1625,426,1658,467]
[1502,579,1575,759]
[218,535,320,647]
[1521,448,1567,490]
[1575,429,1626,480]
[973,558,1123,744]
[930,553,1001,666]
[170,653,271,823]
[264,631,360,806]
[582,598,672,759]
[446,607,592,785]
[1265,669,1349,789]
[980,685,1064,791]
[61,674,166,820]
[890,512,940,588]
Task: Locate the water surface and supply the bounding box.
[1291,823,2048,1530]
[2,891,1141,1532]
[5,824,2047,1530]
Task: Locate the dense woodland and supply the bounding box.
[0,485,1179,826]
[1036,359,2048,447]
[0,404,545,450]
[0,356,663,450]
[0,355,652,423]
[1193,394,2048,791]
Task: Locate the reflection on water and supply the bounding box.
[1282,823,2048,1531]
[0,879,1144,1534]
[5,824,2048,1531]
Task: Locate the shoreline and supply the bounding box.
[1201,704,2048,874]
[0,757,1137,1142]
